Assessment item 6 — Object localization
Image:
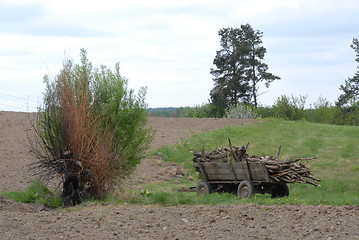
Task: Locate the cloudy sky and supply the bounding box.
[0,0,358,112]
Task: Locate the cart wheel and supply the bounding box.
[271,183,289,198]
[196,182,212,195]
[237,180,254,198]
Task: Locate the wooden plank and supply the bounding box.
[231,162,249,180]
[246,162,269,182]
[200,162,270,182]
[202,162,234,180]
[258,163,270,182]
[231,162,270,182]
[197,162,209,183]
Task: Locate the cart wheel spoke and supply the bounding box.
[196,182,212,195]
[237,180,254,198]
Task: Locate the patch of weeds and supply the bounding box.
[1,179,61,207]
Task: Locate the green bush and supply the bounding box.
[32,49,153,202]
[179,103,222,118]
[305,97,340,124]
[334,102,359,126]
[253,105,274,118]
[272,95,306,120]
[92,64,154,172]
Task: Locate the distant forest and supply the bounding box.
[147,107,181,117]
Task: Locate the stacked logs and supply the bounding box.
[193,144,320,186]
[193,145,248,162]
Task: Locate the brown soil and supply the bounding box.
[0,112,358,240]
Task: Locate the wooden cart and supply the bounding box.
[195,161,289,198]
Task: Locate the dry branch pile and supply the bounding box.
[193,144,320,186]
[247,156,320,186]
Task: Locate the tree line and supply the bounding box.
[149,96,358,126]
[183,24,358,124]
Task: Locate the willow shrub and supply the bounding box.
[179,103,223,118]
[33,49,153,201]
[272,95,307,120]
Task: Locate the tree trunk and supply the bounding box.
[252,64,258,108]
[251,45,258,108]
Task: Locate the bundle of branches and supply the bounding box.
[192,142,320,187]
[247,156,320,186]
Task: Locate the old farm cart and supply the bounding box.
[194,144,291,199]
[194,142,320,198]
[195,160,289,198]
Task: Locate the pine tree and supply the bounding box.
[210,24,280,111]
[337,38,359,106]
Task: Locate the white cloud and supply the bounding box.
[0,0,358,111]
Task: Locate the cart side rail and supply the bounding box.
[196,162,270,183]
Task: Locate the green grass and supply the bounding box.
[154,119,359,178]
[0,179,62,207]
[144,118,359,206]
[121,179,358,206]
[2,118,358,207]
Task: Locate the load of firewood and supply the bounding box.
[193,142,320,186]
[193,145,248,162]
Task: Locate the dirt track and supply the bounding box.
[0,111,358,240]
